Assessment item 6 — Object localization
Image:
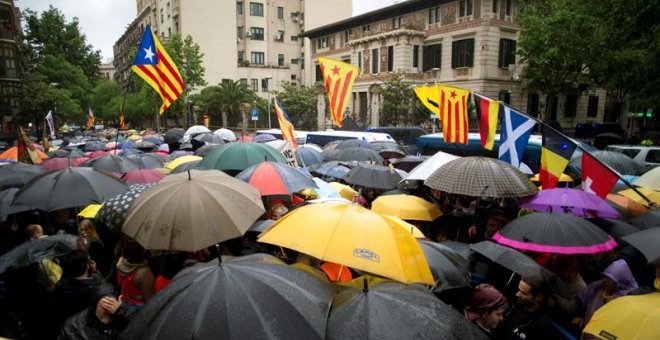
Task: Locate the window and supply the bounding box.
[240,78,248,85]
[499,90,511,104]
[587,96,599,117]
[451,38,474,68]
[237,51,244,63]
[275,30,284,41]
[250,27,264,40]
[493,0,498,12]
[371,48,379,73]
[251,52,265,65]
[428,6,440,24]
[413,45,420,68]
[423,44,441,71]
[564,95,578,117]
[498,39,516,68]
[527,93,539,117]
[315,64,323,82]
[237,26,243,39]
[291,58,298,64]
[160,9,164,23]
[291,74,297,81]
[250,2,264,16]
[167,2,171,17]
[237,1,243,15]
[459,0,473,17]
[505,0,513,16]
[548,95,558,120]
[316,36,328,49]
[262,79,269,92]
[290,35,298,41]
[251,79,259,92]
[357,51,362,70]
[392,17,401,29]
[362,25,370,33]
[221,79,232,85]
[387,46,394,72]
[278,54,285,66]
[646,150,660,163]
[342,30,351,46]
[277,6,284,19]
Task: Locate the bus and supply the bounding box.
[305,130,395,147]
[256,129,308,145]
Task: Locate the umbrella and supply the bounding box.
[237,135,254,142]
[0,234,79,274]
[335,139,371,149]
[622,228,660,265]
[570,150,642,175]
[121,254,333,340]
[328,182,358,200]
[197,143,287,175]
[184,125,211,137]
[193,132,224,144]
[425,157,538,198]
[583,292,660,340]
[304,177,340,199]
[123,154,164,170]
[418,240,470,293]
[0,146,48,162]
[40,157,88,171]
[81,155,139,173]
[0,162,48,190]
[295,147,324,166]
[470,240,551,281]
[403,151,460,182]
[493,212,617,254]
[247,219,275,234]
[308,161,352,179]
[141,136,163,145]
[606,194,649,217]
[371,194,442,221]
[164,128,184,145]
[635,166,660,190]
[253,133,276,143]
[343,164,402,190]
[134,141,157,150]
[391,155,425,172]
[12,167,129,211]
[236,161,317,197]
[78,203,102,219]
[332,147,384,163]
[123,170,265,251]
[194,144,222,157]
[300,143,323,153]
[518,188,619,218]
[83,141,106,152]
[587,218,641,239]
[0,188,34,221]
[628,209,660,229]
[327,282,487,340]
[121,169,165,184]
[170,160,201,174]
[440,241,472,259]
[258,202,434,284]
[88,150,109,158]
[96,183,153,232]
[617,187,660,206]
[165,155,202,171]
[212,128,237,142]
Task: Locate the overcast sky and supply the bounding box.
[18,0,401,61]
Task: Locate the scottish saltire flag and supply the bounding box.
[131,24,184,114]
[274,97,298,151]
[498,105,536,168]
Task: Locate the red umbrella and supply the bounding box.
[40,157,89,171]
[88,150,109,158]
[121,169,166,184]
[236,161,316,197]
[237,136,254,142]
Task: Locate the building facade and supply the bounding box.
[303,0,608,131]
[0,0,21,133]
[99,59,116,81]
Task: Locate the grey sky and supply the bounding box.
[17,0,401,61]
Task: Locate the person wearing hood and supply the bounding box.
[572,259,638,327]
[115,241,154,309]
[463,284,508,338]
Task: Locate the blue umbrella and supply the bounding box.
[295,147,324,166]
[142,136,163,145]
[253,134,276,143]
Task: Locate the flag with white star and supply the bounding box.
[131,24,184,114]
[318,57,358,127]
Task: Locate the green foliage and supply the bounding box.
[381,73,414,126]
[90,80,122,121]
[166,34,207,91]
[272,82,317,130]
[16,73,79,127]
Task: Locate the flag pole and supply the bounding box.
[116,92,128,150]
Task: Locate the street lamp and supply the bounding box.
[265,76,272,129]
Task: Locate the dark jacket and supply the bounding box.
[498,303,562,340]
[57,303,134,340]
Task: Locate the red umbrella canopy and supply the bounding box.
[237,136,254,142]
[40,157,89,171]
[121,169,166,184]
[88,150,109,158]
[236,161,317,197]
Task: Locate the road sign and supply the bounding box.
[251,108,259,121]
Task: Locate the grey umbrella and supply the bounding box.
[343,164,402,190]
[164,128,185,145]
[470,240,551,282]
[327,281,488,340]
[0,234,79,274]
[335,139,371,149]
[570,150,642,175]
[587,218,641,239]
[121,254,333,340]
[193,132,225,144]
[81,155,139,173]
[122,154,164,170]
[425,156,538,198]
[170,160,202,174]
[12,167,129,211]
[333,147,384,163]
[418,240,470,293]
[628,209,660,230]
[0,162,48,190]
[622,228,660,265]
[0,188,34,221]
[308,161,352,179]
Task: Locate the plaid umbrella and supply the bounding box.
[96,183,153,232]
[425,157,538,198]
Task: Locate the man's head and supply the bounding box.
[26,224,44,239]
[515,277,546,311]
[485,210,508,238]
[59,249,91,278]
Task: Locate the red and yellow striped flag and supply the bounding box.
[438,84,470,144]
[131,24,184,114]
[318,57,358,127]
[274,97,298,151]
[473,93,500,150]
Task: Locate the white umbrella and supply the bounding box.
[212,128,237,142]
[403,151,460,181]
[184,125,211,137]
[635,166,660,191]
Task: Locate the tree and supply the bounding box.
[216,81,256,127]
[272,82,317,130]
[90,80,122,121]
[381,73,414,126]
[16,73,80,134]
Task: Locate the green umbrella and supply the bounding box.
[198,142,287,175]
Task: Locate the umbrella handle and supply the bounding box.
[336,265,344,283]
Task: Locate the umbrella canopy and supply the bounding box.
[236,161,317,197]
[295,147,324,166]
[193,132,224,144]
[83,141,106,152]
[123,170,265,251]
[197,142,287,174]
[0,146,48,162]
[141,136,163,145]
[0,162,48,190]
[247,219,275,234]
[493,212,617,254]
[583,292,660,340]
[305,178,340,199]
[134,141,157,150]
[425,157,538,198]
[40,157,88,171]
[121,169,166,184]
[237,135,254,142]
[170,160,201,174]
[258,202,434,284]
[88,150,109,158]
[335,139,371,149]
[617,187,660,206]
[606,194,649,217]
[622,228,660,265]
[327,282,487,340]
[628,209,660,230]
[343,164,402,190]
[403,151,460,182]
[587,218,641,239]
[418,240,470,293]
[184,125,211,137]
[371,194,442,221]
[212,128,237,142]
[123,154,165,170]
[96,183,153,232]
[194,144,222,157]
[0,188,34,221]
[165,155,202,171]
[570,150,642,175]
[635,166,660,190]
[308,161,352,179]
[81,155,139,173]
[121,254,333,340]
[0,234,79,274]
[12,167,129,211]
[253,133,276,143]
[519,188,619,218]
[78,203,103,219]
[332,147,384,163]
[328,182,358,201]
[470,240,551,281]
[164,128,184,145]
[391,155,425,172]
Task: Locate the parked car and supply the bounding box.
[606,145,660,172]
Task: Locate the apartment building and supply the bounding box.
[114,0,352,99]
[0,0,21,133]
[303,0,608,130]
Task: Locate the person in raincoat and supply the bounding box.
[115,241,154,309]
[463,284,509,338]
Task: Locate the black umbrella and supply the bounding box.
[96,183,153,232]
[439,241,471,259]
[391,155,425,172]
[81,155,139,173]
[587,218,641,239]
[0,234,79,274]
[308,161,352,179]
[12,167,129,211]
[333,147,384,163]
[328,281,488,340]
[470,240,551,282]
[622,228,660,265]
[0,162,48,190]
[122,154,164,170]
[121,254,333,340]
[418,240,470,293]
[570,150,642,175]
[628,209,660,230]
[0,188,34,221]
[343,164,402,190]
[335,139,371,149]
[193,132,224,145]
[164,128,185,144]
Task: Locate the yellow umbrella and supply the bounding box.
[153,167,172,175]
[78,204,103,219]
[583,292,660,339]
[371,194,442,221]
[328,182,358,201]
[258,202,434,285]
[128,134,141,141]
[617,187,660,206]
[165,155,203,171]
[380,215,426,238]
[531,173,574,183]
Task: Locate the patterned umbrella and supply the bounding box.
[96,183,153,232]
[425,157,538,198]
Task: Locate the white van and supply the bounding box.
[606,145,660,172]
[256,129,308,145]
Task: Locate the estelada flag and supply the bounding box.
[86,108,95,130]
[438,84,470,144]
[473,93,500,150]
[539,126,576,189]
[131,24,184,114]
[273,97,298,151]
[318,57,358,127]
[582,152,618,198]
[413,84,440,116]
[17,126,42,165]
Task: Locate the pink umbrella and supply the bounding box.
[88,150,109,158]
[237,136,254,142]
[40,157,89,171]
[121,169,165,184]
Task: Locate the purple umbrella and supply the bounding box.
[254,134,276,143]
[519,188,619,218]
